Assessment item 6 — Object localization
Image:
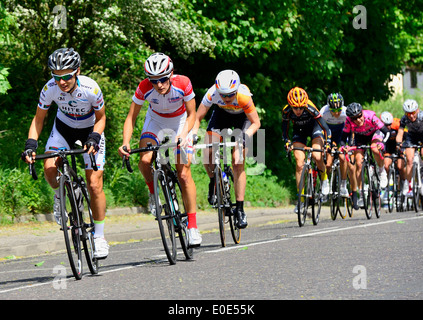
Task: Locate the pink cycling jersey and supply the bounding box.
[343,109,384,136]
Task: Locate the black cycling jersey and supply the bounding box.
[399,110,423,135]
[282,102,331,143]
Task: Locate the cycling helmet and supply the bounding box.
[215,70,240,94]
[403,99,418,113]
[287,87,308,107]
[48,48,81,70]
[380,111,393,125]
[346,102,363,117]
[327,93,344,109]
[144,52,174,77]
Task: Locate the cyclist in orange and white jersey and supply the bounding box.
[193,70,261,229]
[118,52,201,247]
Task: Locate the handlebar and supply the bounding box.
[27,148,95,180]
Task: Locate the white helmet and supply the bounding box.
[380,111,393,125]
[215,70,240,94]
[144,53,173,77]
[403,99,418,113]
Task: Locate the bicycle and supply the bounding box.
[288,146,325,227]
[195,139,243,247]
[27,147,99,280]
[328,147,343,220]
[349,145,382,219]
[408,143,423,213]
[384,151,405,213]
[122,138,193,265]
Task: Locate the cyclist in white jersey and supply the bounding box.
[118,52,201,247]
[22,48,108,259]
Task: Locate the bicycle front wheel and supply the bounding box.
[297,164,311,227]
[59,176,83,280]
[312,167,322,226]
[154,170,177,265]
[79,180,98,275]
[361,164,373,219]
[387,166,396,213]
[215,166,226,247]
[412,165,420,213]
[329,166,341,220]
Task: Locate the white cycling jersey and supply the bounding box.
[38,75,104,129]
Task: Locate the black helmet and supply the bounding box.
[327,93,344,110]
[346,102,363,117]
[48,48,81,71]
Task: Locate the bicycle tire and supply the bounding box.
[412,165,420,213]
[154,169,177,265]
[171,174,193,260]
[311,166,322,226]
[79,180,98,275]
[372,169,381,218]
[330,165,341,220]
[361,164,372,219]
[59,176,83,280]
[215,166,226,247]
[387,166,396,213]
[340,177,352,218]
[297,164,310,227]
[226,168,240,244]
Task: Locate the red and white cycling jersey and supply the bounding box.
[132,74,195,117]
[37,76,104,129]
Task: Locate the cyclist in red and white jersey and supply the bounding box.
[193,70,261,229]
[118,53,201,247]
[22,48,108,259]
[340,103,390,209]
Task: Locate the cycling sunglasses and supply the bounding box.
[350,113,363,120]
[330,107,343,113]
[51,69,78,81]
[220,92,237,98]
[149,75,171,84]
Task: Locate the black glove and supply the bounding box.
[21,138,38,161]
[84,132,101,152]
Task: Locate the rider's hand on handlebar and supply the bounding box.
[118,144,131,159]
[284,139,292,152]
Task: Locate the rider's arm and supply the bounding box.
[281,105,291,141]
[119,101,142,155]
[93,106,106,136]
[193,102,209,135]
[178,98,196,141]
[396,127,404,145]
[28,107,48,141]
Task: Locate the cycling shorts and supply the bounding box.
[206,107,251,141]
[140,108,193,154]
[402,132,423,148]
[350,130,385,150]
[45,118,106,171]
[292,119,325,145]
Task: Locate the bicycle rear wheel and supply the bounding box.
[154,169,177,265]
[372,170,381,218]
[59,176,83,280]
[79,180,98,275]
[215,166,226,247]
[412,165,420,213]
[297,164,311,227]
[226,168,240,244]
[171,174,193,260]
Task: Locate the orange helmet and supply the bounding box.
[287,87,308,107]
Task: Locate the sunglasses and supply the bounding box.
[330,107,343,113]
[351,113,363,121]
[220,92,237,98]
[406,110,418,116]
[51,69,78,81]
[149,76,170,84]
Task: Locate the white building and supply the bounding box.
[389,68,423,97]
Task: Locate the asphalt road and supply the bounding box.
[0,210,422,306]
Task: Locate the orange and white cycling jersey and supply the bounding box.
[201,84,256,115]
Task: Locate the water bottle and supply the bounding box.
[222,171,230,193]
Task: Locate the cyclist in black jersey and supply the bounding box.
[396,99,423,196]
[282,87,331,212]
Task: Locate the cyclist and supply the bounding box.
[21,48,109,259]
[282,87,331,213]
[395,99,423,197]
[320,93,349,197]
[118,52,201,247]
[340,103,390,209]
[193,70,261,229]
[380,111,406,201]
